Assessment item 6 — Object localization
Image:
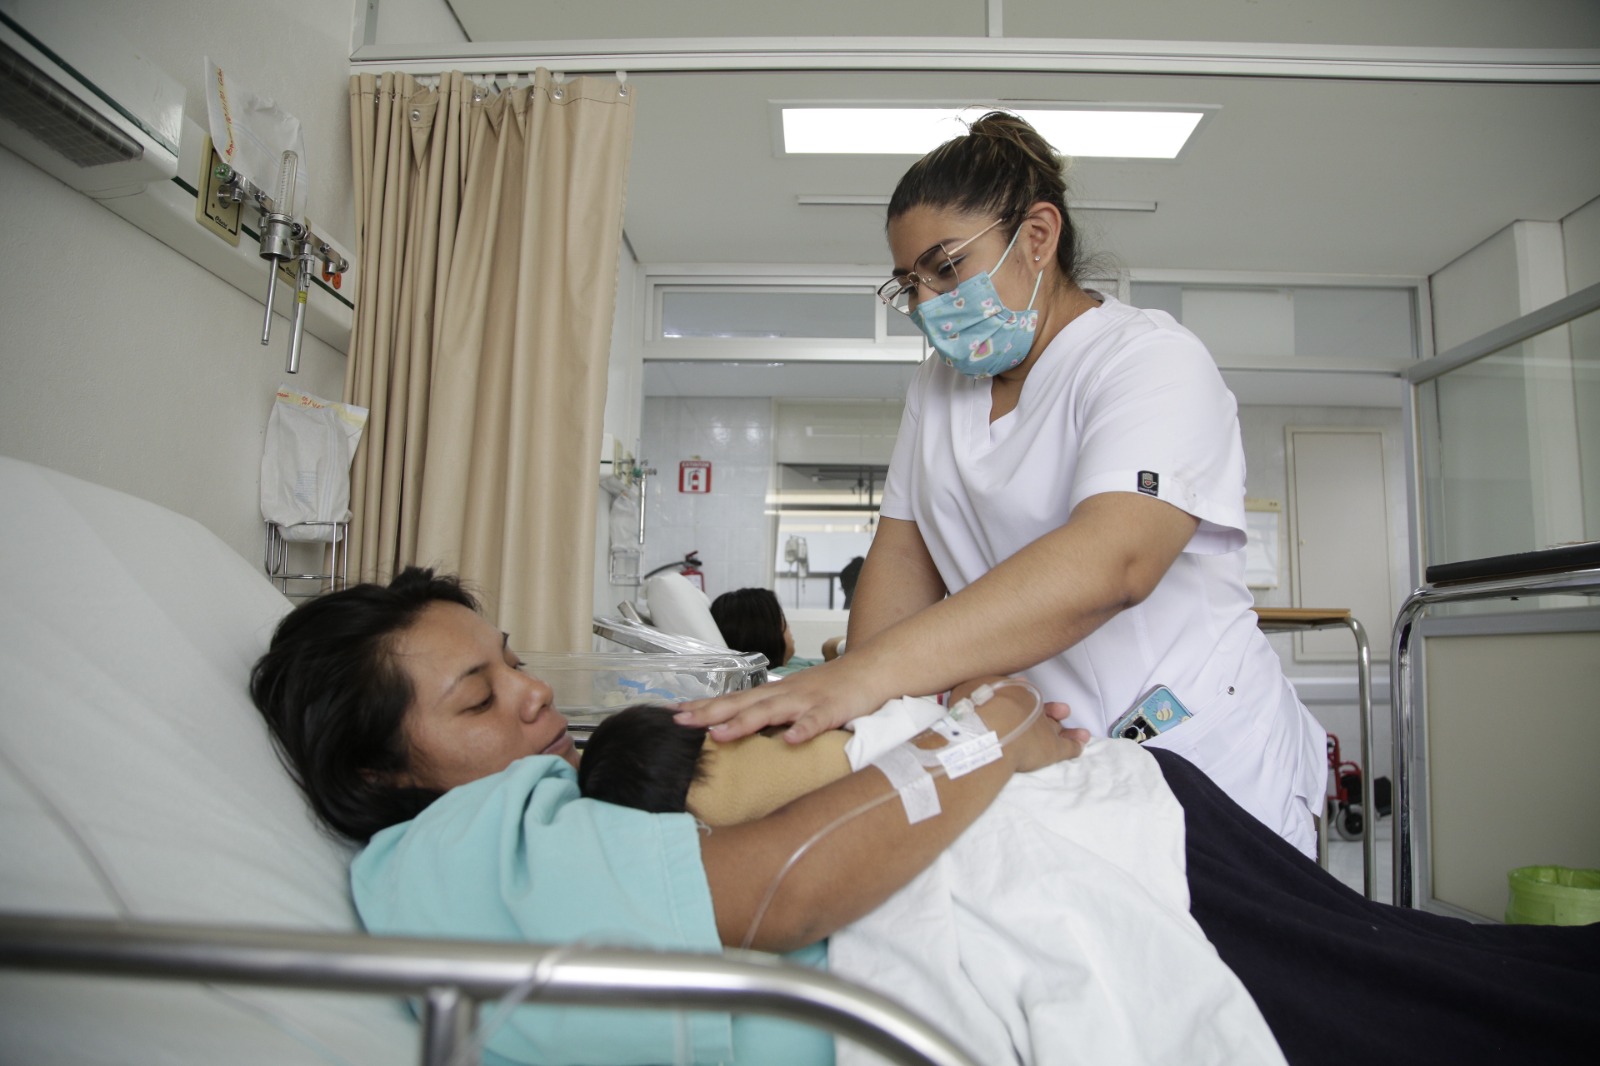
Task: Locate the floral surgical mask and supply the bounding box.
[910,226,1043,378]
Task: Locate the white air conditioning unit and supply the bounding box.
[0,1,354,354]
[0,5,181,200]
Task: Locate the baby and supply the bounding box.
[577,703,852,825]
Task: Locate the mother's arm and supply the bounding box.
[679,491,1199,743]
[699,685,1081,952]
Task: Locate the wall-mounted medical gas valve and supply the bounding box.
[212,150,350,374]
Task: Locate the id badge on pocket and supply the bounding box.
[1110,685,1193,744]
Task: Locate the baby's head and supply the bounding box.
[577,704,707,814]
[580,702,855,826]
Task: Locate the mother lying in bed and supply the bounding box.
[250,567,1599,1066]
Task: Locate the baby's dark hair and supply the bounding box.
[578,704,709,814]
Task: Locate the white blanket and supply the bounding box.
[830,737,1287,1066]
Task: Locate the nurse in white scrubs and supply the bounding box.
[679,110,1327,856]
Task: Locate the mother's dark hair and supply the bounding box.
[249,566,478,842]
[709,587,787,667]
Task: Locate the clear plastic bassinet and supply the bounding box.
[518,616,769,737]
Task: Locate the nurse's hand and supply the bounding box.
[674,653,898,744]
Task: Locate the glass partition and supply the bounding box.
[1415,305,1600,567]
[661,289,876,339]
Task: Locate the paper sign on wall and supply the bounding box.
[679,460,711,494]
[1244,498,1281,589]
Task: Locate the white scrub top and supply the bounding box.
[880,294,1326,854]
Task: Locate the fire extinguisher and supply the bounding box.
[643,551,705,591]
[679,550,705,591]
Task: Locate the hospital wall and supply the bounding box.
[0,0,463,567]
[594,247,647,619]
[636,396,778,598]
[1239,404,1408,772]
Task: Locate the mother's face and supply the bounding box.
[393,601,576,790]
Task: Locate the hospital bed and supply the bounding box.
[0,455,971,1066]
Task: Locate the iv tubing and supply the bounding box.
[739,679,1045,950]
[439,681,1046,1057]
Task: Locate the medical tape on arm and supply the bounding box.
[872,743,941,824]
[919,712,1003,778]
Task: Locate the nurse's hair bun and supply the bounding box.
[965,110,1070,181]
[886,109,1082,283]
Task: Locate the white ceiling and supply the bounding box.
[421,1,1600,403]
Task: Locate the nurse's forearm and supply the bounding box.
[849,492,1199,700]
[701,690,1063,952]
[845,517,946,649]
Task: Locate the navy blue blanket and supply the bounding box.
[1151,748,1600,1063]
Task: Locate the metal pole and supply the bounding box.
[1345,616,1377,900]
[0,915,980,1066]
[421,984,477,1066]
[1390,598,1420,909]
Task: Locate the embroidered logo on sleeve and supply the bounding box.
[1137,471,1159,496]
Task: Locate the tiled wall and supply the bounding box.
[639,397,776,600]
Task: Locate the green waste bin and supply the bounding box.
[1505,866,1600,926]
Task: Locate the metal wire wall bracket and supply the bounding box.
[263,520,349,598]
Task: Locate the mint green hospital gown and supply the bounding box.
[351,754,832,1065]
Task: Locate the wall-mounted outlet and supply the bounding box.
[194,136,240,246]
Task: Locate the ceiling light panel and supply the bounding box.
[780,105,1209,159]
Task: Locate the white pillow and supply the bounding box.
[643,572,729,649]
[0,456,417,1064]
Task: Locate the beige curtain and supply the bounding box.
[345,70,635,651]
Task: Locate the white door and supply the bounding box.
[1286,427,1394,661]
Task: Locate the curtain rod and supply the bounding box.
[350,36,1600,84]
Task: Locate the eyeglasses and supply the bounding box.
[877,217,1008,315]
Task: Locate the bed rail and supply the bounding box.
[0,914,979,1066]
[1389,552,1600,909]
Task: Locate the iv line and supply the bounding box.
[739,679,1045,950]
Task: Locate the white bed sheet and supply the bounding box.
[832,738,1287,1066]
[0,456,418,1064]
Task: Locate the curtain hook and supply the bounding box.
[616,70,629,98]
